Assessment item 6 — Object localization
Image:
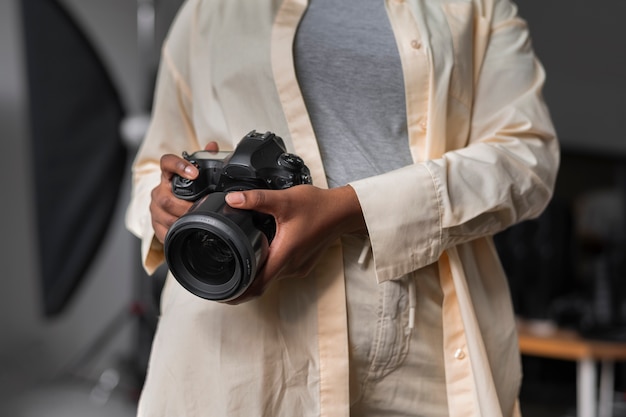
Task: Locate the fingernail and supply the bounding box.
[184,165,197,177]
[226,192,245,205]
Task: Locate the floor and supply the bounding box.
[0,347,143,417]
[1,379,625,417]
[0,378,138,417]
[1,347,624,417]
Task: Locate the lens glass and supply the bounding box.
[182,231,236,286]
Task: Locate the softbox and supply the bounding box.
[21,0,127,317]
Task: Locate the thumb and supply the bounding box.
[225,189,274,213]
[225,191,247,207]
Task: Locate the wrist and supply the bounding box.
[328,185,367,236]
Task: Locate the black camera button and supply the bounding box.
[278,153,304,171]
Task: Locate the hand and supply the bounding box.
[150,142,219,243]
[223,184,366,304]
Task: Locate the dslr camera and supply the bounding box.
[164,131,312,301]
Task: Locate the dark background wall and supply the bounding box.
[497,0,626,329]
[516,0,626,157]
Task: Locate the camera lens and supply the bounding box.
[164,192,271,301]
[181,231,236,286]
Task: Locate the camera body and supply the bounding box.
[172,130,311,200]
[164,131,312,301]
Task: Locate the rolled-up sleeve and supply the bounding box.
[350,0,559,283]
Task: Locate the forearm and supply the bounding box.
[327,185,367,237]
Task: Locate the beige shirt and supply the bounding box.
[125,0,560,416]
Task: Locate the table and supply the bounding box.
[517,319,626,417]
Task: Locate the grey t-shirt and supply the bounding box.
[294,0,413,188]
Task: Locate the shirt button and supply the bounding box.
[454,348,466,360]
[411,40,422,50]
[420,120,427,131]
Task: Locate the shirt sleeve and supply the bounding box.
[125,3,201,275]
[350,0,560,283]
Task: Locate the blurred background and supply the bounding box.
[1,0,181,415]
[0,0,625,416]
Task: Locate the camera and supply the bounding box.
[164,131,312,301]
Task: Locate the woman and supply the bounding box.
[126,0,559,415]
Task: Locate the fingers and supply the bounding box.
[151,143,220,244]
[223,188,317,305]
[150,184,192,243]
[223,190,287,305]
[223,185,365,304]
[204,141,219,152]
[225,189,267,210]
[225,187,296,216]
[151,153,199,243]
[160,153,198,182]
[152,220,170,245]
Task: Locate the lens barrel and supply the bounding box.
[164,192,270,301]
